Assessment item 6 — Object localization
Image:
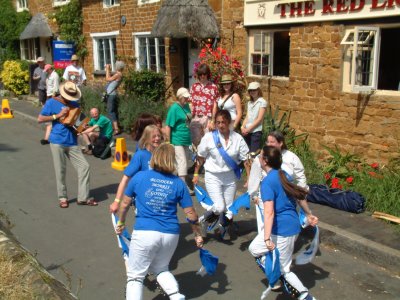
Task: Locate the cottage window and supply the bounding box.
[16,0,28,11]
[248,30,290,77]
[53,0,70,7]
[134,34,165,72]
[91,31,119,72]
[138,0,160,5]
[103,0,119,7]
[20,38,40,61]
[341,26,400,92]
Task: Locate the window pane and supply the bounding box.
[355,30,375,86]
[273,31,290,77]
[98,39,105,70]
[377,27,400,91]
[138,37,147,69]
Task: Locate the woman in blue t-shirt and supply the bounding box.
[109,125,162,213]
[116,144,203,300]
[248,146,318,300]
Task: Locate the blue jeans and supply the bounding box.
[107,94,118,122]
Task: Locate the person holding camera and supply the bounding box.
[105,61,125,136]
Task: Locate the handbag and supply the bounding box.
[101,92,109,103]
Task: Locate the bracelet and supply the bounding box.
[193,173,199,177]
[52,114,57,120]
[186,217,199,225]
[114,198,121,203]
[117,220,125,226]
[165,141,170,144]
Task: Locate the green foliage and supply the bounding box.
[124,69,166,102]
[0,2,31,63]
[52,0,87,59]
[0,60,29,95]
[118,93,168,132]
[322,145,361,178]
[80,86,107,116]
[262,104,307,148]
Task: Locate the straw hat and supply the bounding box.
[59,81,81,101]
[220,74,234,84]
[247,82,261,90]
[71,54,79,61]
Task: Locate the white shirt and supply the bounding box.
[245,97,267,132]
[247,149,308,198]
[63,65,87,86]
[197,130,249,173]
[218,95,237,121]
[46,71,60,97]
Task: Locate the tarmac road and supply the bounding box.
[0,115,399,300]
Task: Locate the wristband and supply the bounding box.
[264,238,271,242]
[186,217,199,225]
[52,114,57,120]
[165,141,170,144]
[114,198,121,203]
[193,173,199,177]
[117,220,125,226]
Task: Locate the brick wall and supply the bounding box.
[26,0,59,34]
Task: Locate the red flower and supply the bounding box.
[368,171,377,177]
[370,162,379,169]
[331,177,339,188]
[337,184,343,189]
[345,177,353,184]
[324,173,331,180]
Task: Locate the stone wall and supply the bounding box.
[26,0,59,34]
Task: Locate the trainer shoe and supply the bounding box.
[271,281,282,291]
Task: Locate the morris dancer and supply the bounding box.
[248,146,318,300]
[116,144,203,300]
[193,109,249,239]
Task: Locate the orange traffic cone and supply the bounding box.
[111,138,130,171]
[0,99,14,119]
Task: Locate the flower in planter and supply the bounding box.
[370,162,379,169]
[345,177,354,184]
[331,177,340,188]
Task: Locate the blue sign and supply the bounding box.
[53,41,75,68]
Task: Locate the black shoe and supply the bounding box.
[40,139,49,145]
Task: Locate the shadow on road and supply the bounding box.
[0,143,19,152]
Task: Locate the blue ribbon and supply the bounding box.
[212,130,241,179]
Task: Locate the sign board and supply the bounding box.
[244,0,400,26]
[52,41,75,69]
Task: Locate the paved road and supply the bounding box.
[0,116,399,300]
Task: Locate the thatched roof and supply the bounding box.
[151,0,219,39]
[20,13,53,40]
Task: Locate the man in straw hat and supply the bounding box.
[32,57,46,105]
[38,81,97,208]
[63,54,87,87]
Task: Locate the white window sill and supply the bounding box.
[53,1,70,7]
[103,4,120,9]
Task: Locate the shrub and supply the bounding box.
[0,60,29,95]
[124,69,166,102]
[80,85,107,116]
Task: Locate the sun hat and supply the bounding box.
[247,82,261,90]
[71,54,79,61]
[44,64,53,72]
[36,57,45,62]
[176,87,190,98]
[220,74,234,84]
[59,81,81,101]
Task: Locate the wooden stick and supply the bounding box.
[372,211,400,224]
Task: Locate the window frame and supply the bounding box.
[138,0,160,5]
[90,31,119,72]
[248,29,290,78]
[20,38,40,61]
[134,32,165,73]
[103,0,120,8]
[53,0,70,7]
[16,0,28,12]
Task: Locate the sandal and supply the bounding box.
[77,199,98,206]
[59,200,69,208]
[113,129,121,136]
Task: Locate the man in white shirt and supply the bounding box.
[63,54,87,87]
[45,64,60,98]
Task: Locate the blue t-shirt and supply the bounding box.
[260,169,301,237]
[123,149,152,177]
[40,98,79,146]
[125,170,193,234]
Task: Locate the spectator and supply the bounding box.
[63,54,87,87]
[165,87,193,194]
[189,63,219,147]
[37,81,97,208]
[32,57,46,105]
[105,61,125,135]
[80,108,113,154]
[131,113,164,152]
[40,64,60,145]
[215,74,242,130]
[241,82,267,153]
[116,143,203,300]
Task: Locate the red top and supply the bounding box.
[190,81,219,118]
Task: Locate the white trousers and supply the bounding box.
[204,170,237,218]
[126,230,183,300]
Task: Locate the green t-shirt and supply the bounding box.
[88,114,113,140]
[166,102,192,146]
